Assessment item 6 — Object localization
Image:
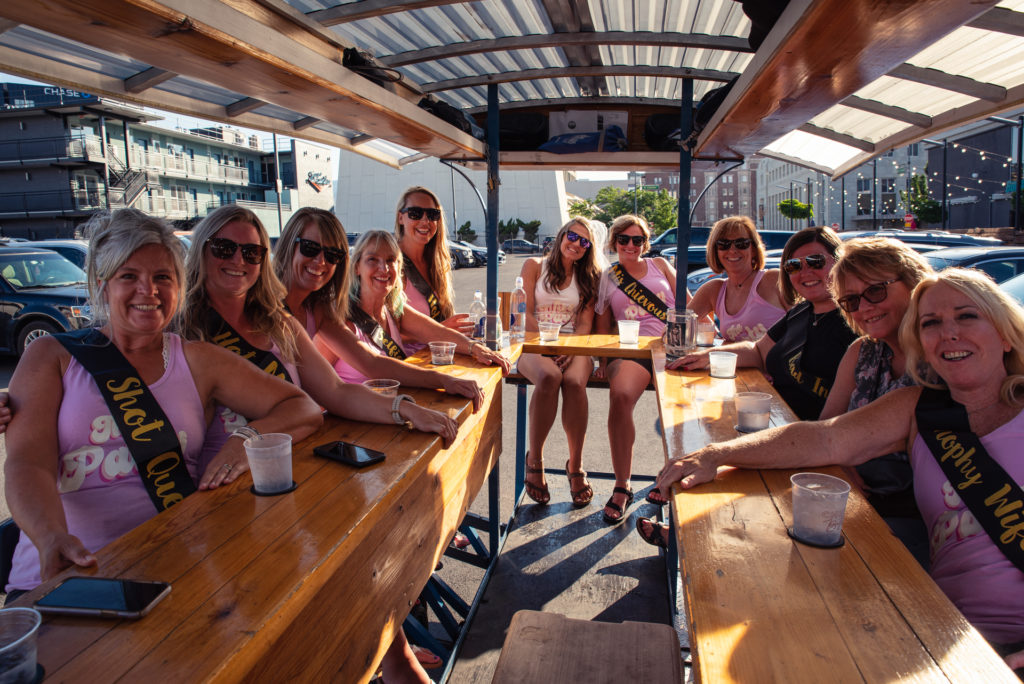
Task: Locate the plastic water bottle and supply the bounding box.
[510,277,527,342]
[469,290,486,341]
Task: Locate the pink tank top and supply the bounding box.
[596,259,676,336]
[333,309,405,385]
[714,270,787,342]
[7,334,207,592]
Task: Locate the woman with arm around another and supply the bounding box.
[3,209,321,596]
[657,268,1024,672]
[516,217,601,507]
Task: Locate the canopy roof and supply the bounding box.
[0,0,1020,175]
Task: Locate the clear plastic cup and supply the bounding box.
[617,319,640,345]
[791,473,851,546]
[429,341,456,365]
[0,607,41,684]
[735,392,772,432]
[244,433,293,494]
[696,319,716,347]
[362,378,400,397]
[708,351,737,378]
[538,322,561,343]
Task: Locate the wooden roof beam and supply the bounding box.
[309,0,468,26]
[423,66,738,94]
[124,67,177,94]
[0,19,19,34]
[226,97,266,117]
[292,115,320,130]
[381,32,753,68]
[798,123,875,152]
[888,63,1006,102]
[839,95,932,128]
[967,6,1024,38]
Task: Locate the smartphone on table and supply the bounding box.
[313,441,386,467]
[34,576,171,619]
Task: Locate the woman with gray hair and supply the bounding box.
[3,208,321,595]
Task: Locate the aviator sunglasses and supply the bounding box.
[782,253,828,274]
[837,279,898,313]
[206,237,267,265]
[566,230,592,250]
[615,234,645,247]
[401,206,442,222]
[715,237,752,251]
[295,237,346,265]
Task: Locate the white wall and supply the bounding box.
[335,151,568,243]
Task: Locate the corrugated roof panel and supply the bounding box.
[2,27,146,79]
[811,106,912,144]
[909,26,1024,89]
[854,76,978,117]
[762,130,864,171]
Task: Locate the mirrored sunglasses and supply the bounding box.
[615,234,645,247]
[295,237,346,265]
[715,237,752,251]
[401,206,442,222]
[782,254,828,274]
[837,279,897,313]
[566,230,592,249]
[206,237,267,265]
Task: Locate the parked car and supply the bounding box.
[0,246,91,355]
[839,229,1002,247]
[923,246,1024,284]
[661,229,796,272]
[454,240,505,266]
[450,243,476,268]
[24,239,89,269]
[502,238,541,254]
[1001,271,1024,304]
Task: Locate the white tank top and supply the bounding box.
[534,261,581,332]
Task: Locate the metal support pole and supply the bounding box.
[789,182,794,231]
[942,139,948,230]
[675,78,694,291]
[450,164,458,240]
[1016,118,1023,233]
[872,158,878,231]
[99,116,110,208]
[841,176,846,229]
[272,133,283,234]
[806,177,812,226]
[485,84,500,348]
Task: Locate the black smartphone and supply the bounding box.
[313,440,386,467]
[34,576,171,619]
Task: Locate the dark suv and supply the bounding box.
[0,246,91,355]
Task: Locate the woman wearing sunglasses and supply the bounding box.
[687,216,787,342]
[394,186,474,340]
[274,208,486,410]
[316,230,510,384]
[669,226,856,421]
[593,215,685,524]
[516,217,602,506]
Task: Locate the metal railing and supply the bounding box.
[0,188,104,215]
[129,150,257,184]
[0,134,104,163]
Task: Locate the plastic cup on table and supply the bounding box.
[362,378,400,397]
[538,322,561,343]
[696,320,716,347]
[708,351,737,378]
[735,392,772,432]
[790,473,851,547]
[244,433,294,495]
[617,320,640,345]
[429,341,456,365]
[0,607,41,684]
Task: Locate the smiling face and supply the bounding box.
[614,223,646,264]
[917,282,1010,391]
[203,219,262,299]
[560,222,592,263]
[786,241,835,305]
[840,272,910,343]
[397,191,440,247]
[355,243,399,300]
[291,222,337,294]
[105,243,179,336]
[716,228,754,276]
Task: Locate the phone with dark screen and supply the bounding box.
[313,440,386,467]
[34,576,171,619]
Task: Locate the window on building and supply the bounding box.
[856,178,873,216]
[907,143,919,156]
[880,178,897,214]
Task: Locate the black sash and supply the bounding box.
[402,255,444,322]
[609,263,669,322]
[350,306,407,360]
[915,387,1024,573]
[207,309,293,383]
[57,329,195,512]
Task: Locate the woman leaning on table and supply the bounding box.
[274,208,488,411]
[657,268,1024,672]
[686,215,787,343]
[516,217,601,508]
[313,230,510,384]
[3,209,322,597]
[593,214,685,524]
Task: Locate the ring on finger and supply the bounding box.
[223,463,233,472]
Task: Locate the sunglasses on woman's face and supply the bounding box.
[715,237,752,251]
[295,237,345,265]
[566,230,592,250]
[401,206,442,222]
[837,279,897,313]
[615,234,645,247]
[782,253,828,274]
[206,237,267,265]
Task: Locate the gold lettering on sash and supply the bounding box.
[983,484,1024,548]
[212,331,256,360]
[144,451,186,508]
[262,359,286,380]
[104,377,165,443]
[935,430,983,490]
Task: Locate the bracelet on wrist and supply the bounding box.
[392,394,415,426]
[229,425,260,442]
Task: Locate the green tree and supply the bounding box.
[521,219,541,242]
[900,174,943,225]
[584,186,678,234]
[498,218,521,242]
[568,199,596,218]
[456,220,476,243]
[778,198,813,221]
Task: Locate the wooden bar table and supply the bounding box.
[520,332,659,359]
[651,350,1018,683]
[16,355,505,683]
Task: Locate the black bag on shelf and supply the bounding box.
[735,0,790,51]
[644,113,682,151]
[493,112,549,150]
[693,76,738,135]
[417,97,485,140]
[342,47,403,90]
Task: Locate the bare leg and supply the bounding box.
[516,353,563,494]
[381,630,430,684]
[560,355,592,472]
[604,359,651,521]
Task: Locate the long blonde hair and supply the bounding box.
[350,231,406,319]
[274,207,351,325]
[394,186,454,318]
[180,204,297,363]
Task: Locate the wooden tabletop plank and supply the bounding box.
[521,333,659,358]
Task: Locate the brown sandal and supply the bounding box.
[524,456,550,505]
[566,460,593,508]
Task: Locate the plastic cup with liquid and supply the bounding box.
[696,319,717,347]
[735,392,772,432]
[244,433,294,495]
[791,473,851,546]
[708,351,737,378]
[617,320,640,345]
[429,341,456,365]
[538,322,561,343]
[0,607,41,684]
[362,378,400,397]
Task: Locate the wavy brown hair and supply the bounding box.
[274,207,351,325]
[779,226,843,307]
[541,217,601,321]
[179,204,297,363]
[705,215,767,273]
[394,186,454,319]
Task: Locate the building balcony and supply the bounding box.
[130,150,260,186]
[0,188,105,218]
[0,134,105,166]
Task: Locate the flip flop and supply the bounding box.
[602,486,634,524]
[410,644,444,670]
[635,516,669,548]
